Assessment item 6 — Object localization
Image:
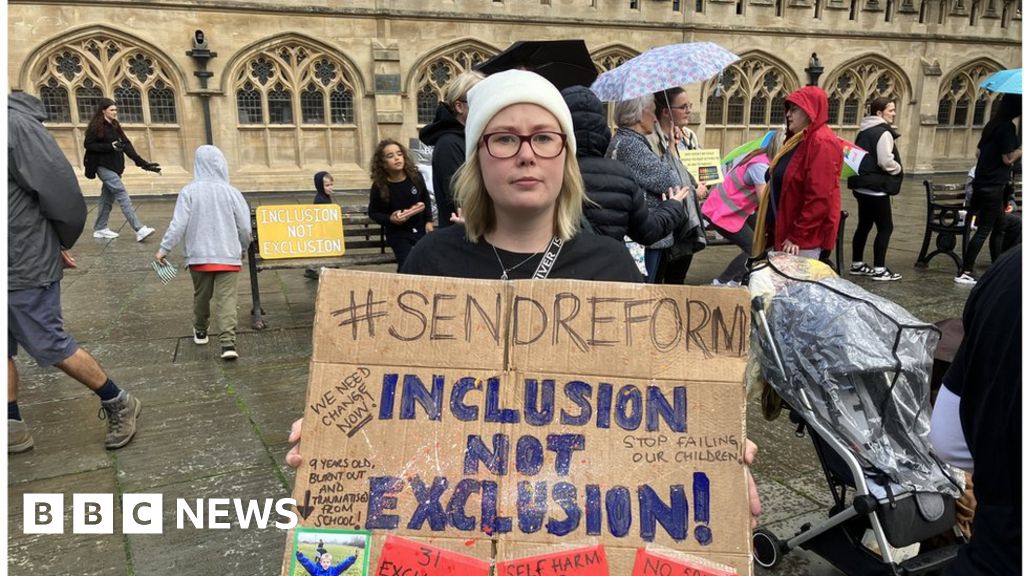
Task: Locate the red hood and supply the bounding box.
[785,86,830,136]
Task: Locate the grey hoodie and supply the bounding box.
[159,145,252,266]
[8,92,87,290]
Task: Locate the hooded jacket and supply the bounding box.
[158,145,252,267]
[774,86,843,251]
[8,92,87,290]
[848,115,903,196]
[418,103,465,227]
[562,86,683,244]
[313,171,332,204]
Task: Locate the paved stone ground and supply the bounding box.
[7,175,984,575]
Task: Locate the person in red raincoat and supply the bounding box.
[753,85,843,258]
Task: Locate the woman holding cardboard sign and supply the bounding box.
[367,139,434,270]
[401,70,641,282]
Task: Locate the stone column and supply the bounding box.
[908,57,944,173]
[371,39,403,144]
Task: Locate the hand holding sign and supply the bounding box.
[375,535,489,576]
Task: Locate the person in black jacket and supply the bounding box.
[418,71,484,228]
[560,85,687,245]
[848,97,904,281]
[83,98,161,242]
[367,139,434,270]
[8,92,142,453]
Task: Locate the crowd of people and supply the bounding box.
[7,61,1020,575]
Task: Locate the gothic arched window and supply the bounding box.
[233,43,358,127]
[823,59,906,129]
[936,63,999,130]
[412,46,494,125]
[704,55,798,127]
[32,38,179,125]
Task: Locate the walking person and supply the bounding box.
[8,92,142,453]
[560,85,687,245]
[956,94,1022,285]
[608,95,683,282]
[753,86,843,259]
[701,130,781,285]
[848,97,905,281]
[419,71,485,227]
[154,145,252,361]
[651,87,708,284]
[367,139,434,271]
[83,98,161,241]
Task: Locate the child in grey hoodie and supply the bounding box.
[154,145,252,360]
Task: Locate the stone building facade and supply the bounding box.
[8,0,1021,195]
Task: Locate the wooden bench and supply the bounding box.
[915,180,970,271]
[247,205,395,329]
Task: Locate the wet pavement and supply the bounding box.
[7,175,983,575]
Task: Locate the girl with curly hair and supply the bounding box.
[366,139,434,270]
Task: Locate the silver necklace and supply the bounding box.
[492,244,540,280]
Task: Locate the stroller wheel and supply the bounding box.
[753,528,785,568]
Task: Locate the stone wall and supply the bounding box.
[8,0,1021,194]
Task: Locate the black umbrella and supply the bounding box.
[475,40,598,90]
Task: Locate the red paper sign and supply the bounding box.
[374,535,489,576]
[496,544,609,576]
[631,548,737,576]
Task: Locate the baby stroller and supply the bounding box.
[746,255,963,575]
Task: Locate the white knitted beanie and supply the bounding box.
[463,69,576,163]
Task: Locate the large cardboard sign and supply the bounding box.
[285,269,752,575]
[256,204,345,259]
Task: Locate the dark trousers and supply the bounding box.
[851,192,894,268]
[962,186,1008,274]
[388,229,424,272]
[658,254,693,285]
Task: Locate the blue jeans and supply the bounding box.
[94,167,143,232]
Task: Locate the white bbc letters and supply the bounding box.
[73,493,114,534]
[23,493,64,534]
[123,494,163,534]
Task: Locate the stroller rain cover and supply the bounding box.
[748,254,959,496]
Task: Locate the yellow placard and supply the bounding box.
[678,148,724,185]
[255,204,345,260]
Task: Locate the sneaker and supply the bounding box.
[8,419,34,453]
[871,268,902,281]
[193,327,209,345]
[221,346,239,361]
[954,272,977,285]
[135,226,156,242]
[92,228,119,239]
[849,263,875,276]
[98,391,142,449]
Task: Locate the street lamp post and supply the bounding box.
[186,30,217,145]
[806,53,824,86]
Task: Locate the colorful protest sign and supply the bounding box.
[375,535,489,575]
[677,149,724,185]
[283,270,752,575]
[631,547,739,576]
[255,204,345,259]
[496,544,608,576]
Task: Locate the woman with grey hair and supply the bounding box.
[607,94,689,282]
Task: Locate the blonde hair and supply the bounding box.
[453,151,585,243]
[443,71,485,107]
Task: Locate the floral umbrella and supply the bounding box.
[590,42,739,102]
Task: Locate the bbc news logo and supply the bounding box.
[23,494,299,534]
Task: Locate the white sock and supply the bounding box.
[874,266,885,273]
[852,261,864,268]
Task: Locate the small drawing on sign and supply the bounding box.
[290,527,370,576]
